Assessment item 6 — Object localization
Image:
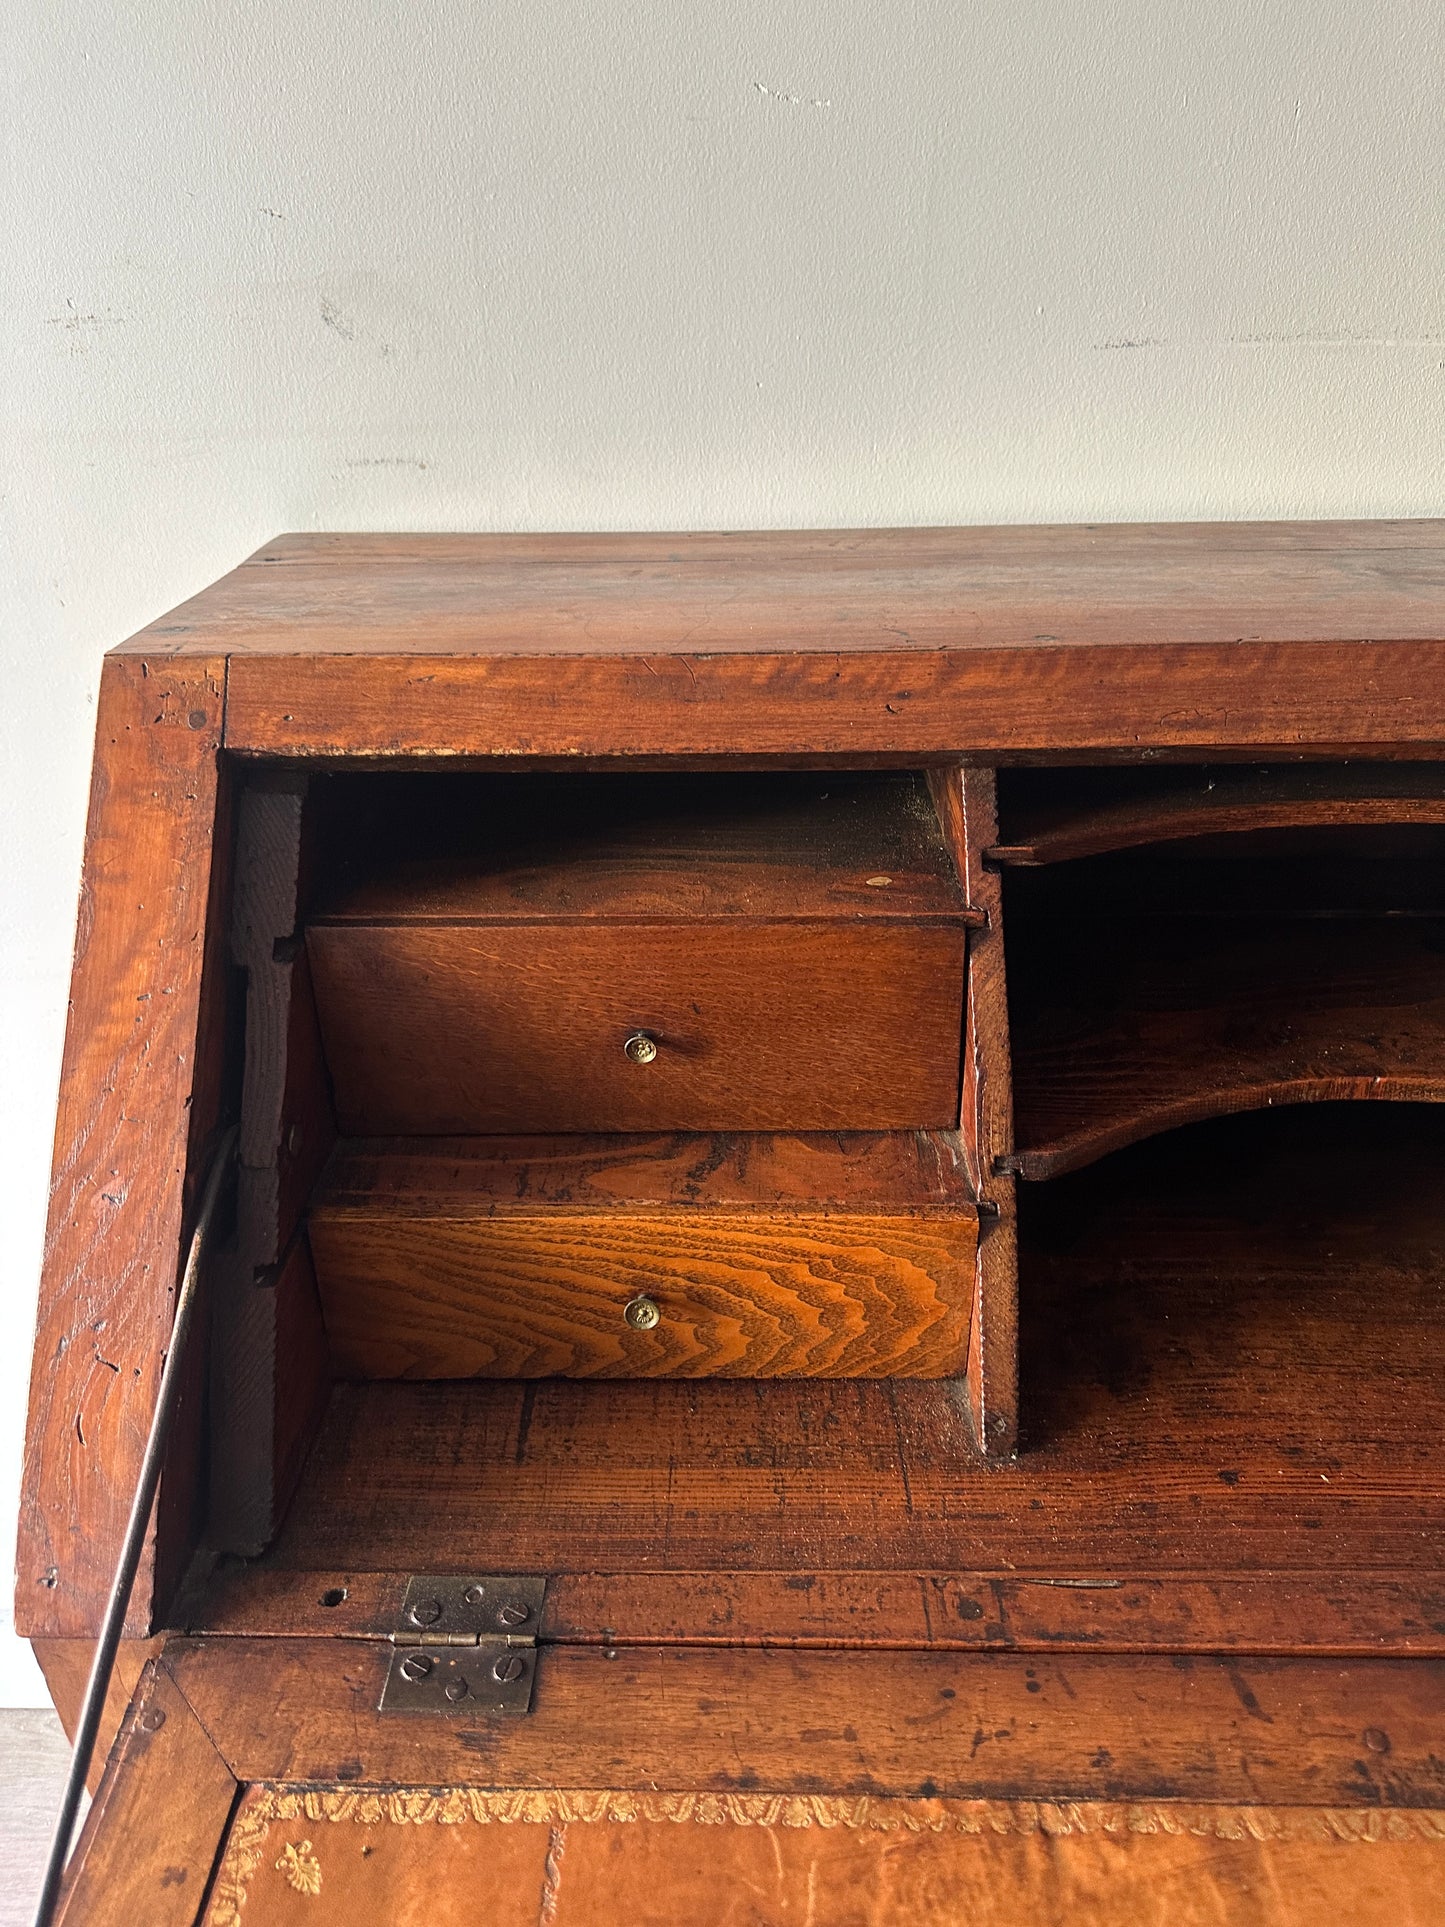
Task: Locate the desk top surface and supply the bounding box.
[122,521,1445,660]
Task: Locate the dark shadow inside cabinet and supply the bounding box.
[191,758,1445,1650]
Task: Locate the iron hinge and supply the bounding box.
[380,1574,547,1717]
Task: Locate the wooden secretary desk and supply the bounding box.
[19,524,1445,1924]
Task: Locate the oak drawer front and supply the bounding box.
[305,921,966,1133]
[308,1206,976,1378]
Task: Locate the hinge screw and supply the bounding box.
[399,1652,434,1682]
[407,1598,443,1627]
[492,1652,527,1684]
[497,1602,531,1627]
[444,1676,472,1703]
[462,1584,486,1606]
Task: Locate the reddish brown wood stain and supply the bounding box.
[21,525,1445,1913]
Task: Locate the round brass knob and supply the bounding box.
[623,1031,658,1064]
[624,1294,661,1331]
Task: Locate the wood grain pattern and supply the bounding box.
[17,655,227,1640]
[931,766,1017,1455]
[226,642,1445,759]
[306,921,967,1133]
[309,1206,975,1378]
[56,1659,238,1927]
[194,1564,1445,1659]
[251,1107,1445,1580]
[320,1129,975,1211]
[313,770,974,926]
[192,522,1445,756]
[132,523,1445,660]
[1008,918,1445,1179]
[989,763,1445,865]
[163,1636,1445,1807]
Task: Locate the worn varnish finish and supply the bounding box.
[1008,918,1445,1178]
[246,1107,1445,1581]
[201,1784,1445,1927]
[32,1636,165,1795]
[20,525,1445,1913]
[56,1660,238,1926]
[162,1637,1445,1807]
[195,1564,1445,1658]
[121,525,1445,754]
[17,655,226,1641]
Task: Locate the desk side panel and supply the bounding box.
[17,654,228,1638]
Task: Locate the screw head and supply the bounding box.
[492,1652,527,1684]
[407,1597,443,1627]
[138,1706,166,1733]
[623,1031,658,1065]
[497,1602,531,1627]
[399,1652,434,1682]
[444,1676,472,1703]
[624,1294,661,1331]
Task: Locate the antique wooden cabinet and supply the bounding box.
[20,525,1445,1922]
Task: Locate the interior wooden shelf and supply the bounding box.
[316,1129,975,1211]
[988,762,1445,866]
[216,1106,1445,1607]
[1006,917,1445,1179]
[311,767,979,926]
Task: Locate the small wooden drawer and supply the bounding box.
[305,772,975,1134]
[308,1132,978,1379]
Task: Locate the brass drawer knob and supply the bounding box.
[624,1294,661,1331]
[623,1031,658,1065]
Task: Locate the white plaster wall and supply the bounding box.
[2,1,1442,1704]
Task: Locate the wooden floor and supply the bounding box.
[0,1709,73,1927]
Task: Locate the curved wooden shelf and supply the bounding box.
[1007,918,1445,1179]
[988,765,1445,866]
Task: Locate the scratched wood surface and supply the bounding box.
[126,524,1445,659]
[238,1105,1445,1585]
[163,1637,1445,1807]
[100,524,1445,755]
[16,656,227,1642]
[194,1563,1445,1659]
[55,1661,237,1927]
